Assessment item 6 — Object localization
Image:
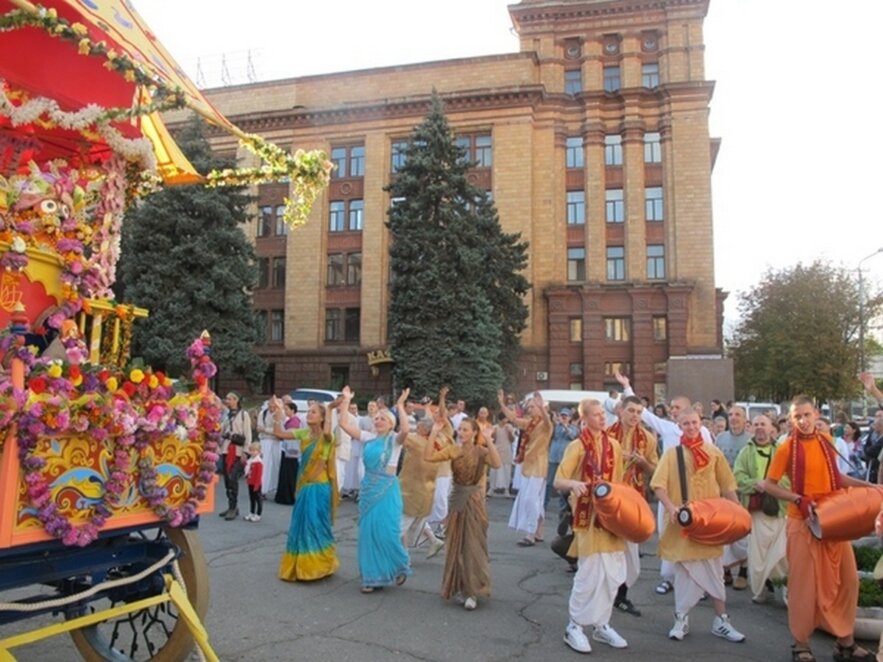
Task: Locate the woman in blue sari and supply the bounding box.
[273,397,341,581]
[339,386,412,593]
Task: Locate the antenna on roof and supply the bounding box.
[196,57,206,88]
[220,54,231,86]
[247,50,257,83]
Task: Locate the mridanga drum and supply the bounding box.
[592,481,655,543]
[808,486,883,541]
[676,497,752,546]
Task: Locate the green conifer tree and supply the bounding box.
[117,116,264,386]
[386,93,529,405]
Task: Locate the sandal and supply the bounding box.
[833,643,874,662]
[360,586,375,594]
[395,574,407,586]
[655,580,673,594]
[790,645,815,662]
[516,538,536,547]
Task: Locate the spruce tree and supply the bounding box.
[386,93,529,405]
[117,116,264,386]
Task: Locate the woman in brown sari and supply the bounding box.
[424,417,502,610]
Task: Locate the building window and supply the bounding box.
[391,141,409,172]
[567,247,586,282]
[344,308,360,342]
[569,318,582,342]
[565,69,582,95]
[327,253,345,286]
[270,310,284,343]
[330,147,347,179]
[257,257,269,289]
[606,246,625,281]
[456,133,493,167]
[272,257,286,289]
[257,310,268,342]
[348,199,364,231]
[605,189,624,223]
[654,362,667,374]
[647,244,666,280]
[258,205,273,237]
[653,316,668,341]
[642,62,660,89]
[274,205,287,236]
[329,200,345,232]
[329,365,349,391]
[566,191,586,225]
[570,362,584,377]
[604,317,631,342]
[566,136,584,169]
[603,66,621,93]
[604,135,623,166]
[347,252,362,286]
[645,186,664,221]
[604,361,632,375]
[325,308,341,342]
[330,144,364,178]
[644,132,661,163]
[349,145,365,177]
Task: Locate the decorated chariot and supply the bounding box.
[0,1,329,659]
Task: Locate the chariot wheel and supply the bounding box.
[69,526,209,662]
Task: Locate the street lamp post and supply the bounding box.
[858,247,883,417]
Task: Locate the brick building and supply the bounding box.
[180,0,725,401]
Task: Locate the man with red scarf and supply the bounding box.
[650,410,746,643]
[554,399,629,653]
[762,396,874,662]
[499,390,552,546]
[607,395,658,617]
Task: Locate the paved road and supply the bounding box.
[1,482,874,661]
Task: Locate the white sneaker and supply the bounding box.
[593,623,628,649]
[564,622,592,654]
[711,614,746,643]
[252,515,261,522]
[243,514,254,522]
[669,613,689,641]
[426,539,444,559]
[463,596,477,611]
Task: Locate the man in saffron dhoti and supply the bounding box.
[650,410,746,644]
[762,396,874,662]
[733,414,787,603]
[554,399,630,654]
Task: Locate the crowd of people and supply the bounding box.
[209,373,883,661]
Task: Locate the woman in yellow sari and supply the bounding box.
[273,396,341,581]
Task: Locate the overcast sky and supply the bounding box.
[134,0,883,333]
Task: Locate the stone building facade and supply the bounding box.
[179,0,725,401]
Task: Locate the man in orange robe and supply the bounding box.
[763,395,874,662]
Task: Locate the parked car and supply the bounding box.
[289,388,342,416]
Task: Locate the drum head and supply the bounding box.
[594,482,611,499]
[677,506,693,526]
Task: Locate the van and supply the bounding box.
[526,389,611,407]
[733,401,781,421]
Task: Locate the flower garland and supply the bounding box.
[2,331,221,546]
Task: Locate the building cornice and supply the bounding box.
[510,0,709,28]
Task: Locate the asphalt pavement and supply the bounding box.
[1,481,876,661]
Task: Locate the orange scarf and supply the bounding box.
[572,428,614,530]
[680,435,710,470]
[514,416,541,464]
[608,421,649,492]
[789,430,842,496]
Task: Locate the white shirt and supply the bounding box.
[623,387,712,453]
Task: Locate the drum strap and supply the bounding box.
[676,445,689,505]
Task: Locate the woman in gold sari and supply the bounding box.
[424,417,501,610]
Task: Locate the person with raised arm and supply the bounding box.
[273,396,342,581]
[499,389,553,546]
[338,385,412,593]
[424,412,502,610]
[613,369,710,595]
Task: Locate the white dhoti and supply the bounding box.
[570,552,627,627]
[747,512,787,599]
[400,514,431,547]
[489,463,512,492]
[512,463,524,491]
[722,536,749,567]
[657,502,674,581]
[259,436,280,495]
[673,558,726,615]
[625,541,641,588]
[429,475,452,526]
[508,475,545,535]
[341,440,363,492]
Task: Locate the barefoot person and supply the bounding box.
[762,396,874,662]
[424,415,502,610]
